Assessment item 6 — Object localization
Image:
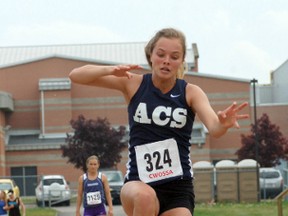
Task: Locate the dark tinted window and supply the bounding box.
[260,171,280,179]
[43,179,64,185]
[105,172,122,182]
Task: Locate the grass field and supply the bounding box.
[21,197,57,215]
[26,207,57,216]
[195,201,288,216]
[22,197,287,216]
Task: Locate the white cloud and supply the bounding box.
[0,0,287,85]
[228,41,272,83]
[265,10,288,27]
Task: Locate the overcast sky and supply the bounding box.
[1,0,287,84]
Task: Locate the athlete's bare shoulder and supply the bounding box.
[124,73,144,102]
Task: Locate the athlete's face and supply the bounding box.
[87,159,99,172]
[150,37,184,79]
[0,191,4,199]
[7,192,14,199]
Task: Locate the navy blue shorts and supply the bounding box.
[84,204,106,216]
[152,179,195,215]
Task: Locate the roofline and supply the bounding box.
[272,58,288,72]
[0,54,127,69]
[0,53,249,83]
[0,41,149,49]
[186,71,251,83]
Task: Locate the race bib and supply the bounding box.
[86,191,102,205]
[135,138,183,183]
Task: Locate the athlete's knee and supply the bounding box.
[121,182,159,215]
[133,188,157,205]
[122,184,156,205]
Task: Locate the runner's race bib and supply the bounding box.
[135,138,183,183]
[86,191,102,205]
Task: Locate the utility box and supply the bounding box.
[193,161,215,203]
[215,160,238,202]
[238,159,259,202]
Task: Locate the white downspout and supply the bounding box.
[41,90,45,137]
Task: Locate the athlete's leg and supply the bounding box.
[120,181,160,216]
[160,207,192,216]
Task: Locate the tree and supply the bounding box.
[61,115,127,172]
[236,113,288,167]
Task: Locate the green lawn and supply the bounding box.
[195,201,288,216]
[22,198,288,216]
[22,197,57,215]
[26,207,57,216]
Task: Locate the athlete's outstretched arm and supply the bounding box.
[69,64,141,91]
[187,84,249,138]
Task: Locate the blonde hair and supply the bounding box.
[86,155,99,165]
[145,28,187,79]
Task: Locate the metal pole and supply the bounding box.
[42,175,45,207]
[251,78,260,202]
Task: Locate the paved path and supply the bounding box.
[54,203,126,216]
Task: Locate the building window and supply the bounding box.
[190,123,207,147]
[11,166,37,196]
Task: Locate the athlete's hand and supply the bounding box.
[107,208,113,216]
[217,102,249,129]
[112,64,142,79]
